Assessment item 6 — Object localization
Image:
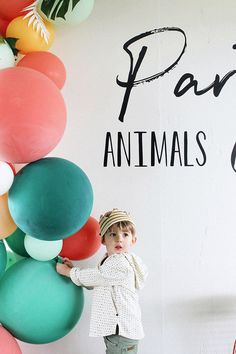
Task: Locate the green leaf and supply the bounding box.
[40,0,57,17]
[0,36,5,44]
[40,0,82,21]
[5,37,19,57]
[57,0,70,20]
[51,0,64,20]
[72,0,81,10]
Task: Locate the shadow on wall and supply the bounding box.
[165,295,236,354]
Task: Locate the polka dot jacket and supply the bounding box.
[70,253,148,339]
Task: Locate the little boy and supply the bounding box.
[56,208,148,354]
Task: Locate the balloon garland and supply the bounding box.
[0,0,100,349]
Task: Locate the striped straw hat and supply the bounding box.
[99,208,135,237]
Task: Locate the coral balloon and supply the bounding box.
[0,194,17,240]
[6,16,54,54]
[0,326,22,354]
[17,51,66,89]
[0,67,66,163]
[0,259,84,344]
[0,0,33,21]
[0,17,10,36]
[0,161,14,196]
[5,227,28,257]
[24,235,62,261]
[60,217,101,260]
[39,0,94,26]
[0,38,15,69]
[8,158,93,240]
[0,240,7,277]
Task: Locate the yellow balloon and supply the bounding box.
[6,16,55,54]
[0,193,17,240]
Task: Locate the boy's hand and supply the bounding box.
[62,257,73,268]
[56,263,71,277]
[56,258,73,278]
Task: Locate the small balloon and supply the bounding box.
[0,193,17,240]
[0,325,22,354]
[17,51,66,89]
[24,235,62,261]
[60,216,101,260]
[0,240,7,277]
[0,161,14,196]
[5,248,25,270]
[5,227,28,257]
[0,38,15,69]
[6,16,55,54]
[7,162,16,175]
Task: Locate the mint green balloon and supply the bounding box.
[5,227,28,257]
[38,0,94,25]
[0,258,84,344]
[0,240,7,277]
[24,235,62,261]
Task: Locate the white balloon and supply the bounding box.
[0,162,14,196]
[0,40,15,69]
[24,235,63,261]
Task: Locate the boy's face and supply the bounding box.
[102,224,136,256]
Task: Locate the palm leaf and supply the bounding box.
[40,0,56,17]
[22,1,50,44]
[4,37,19,57]
[72,0,81,10]
[40,0,81,21]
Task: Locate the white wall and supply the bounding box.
[19,1,236,353]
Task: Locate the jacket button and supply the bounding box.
[116,314,118,316]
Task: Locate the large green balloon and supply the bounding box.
[0,258,84,344]
[5,227,28,257]
[8,157,93,240]
[0,240,7,277]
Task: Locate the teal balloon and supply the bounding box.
[0,240,7,277]
[5,227,28,257]
[38,0,94,26]
[8,157,93,241]
[6,250,25,270]
[0,258,84,344]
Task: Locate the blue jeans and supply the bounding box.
[104,335,138,354]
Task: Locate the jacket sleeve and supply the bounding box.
[70,254,129,287]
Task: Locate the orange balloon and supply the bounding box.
[0,193,17,240]
[6,16,55,54]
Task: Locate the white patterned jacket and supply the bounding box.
[70,252,148,339]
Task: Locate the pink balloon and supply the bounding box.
[17,51,66,89]
[0,67,67,163]
[0,326,22,354]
